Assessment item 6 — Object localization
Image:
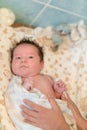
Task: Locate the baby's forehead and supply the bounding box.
[16,43,35,48]
[15,43,38,50]
[13,43,39,54]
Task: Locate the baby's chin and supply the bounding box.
[18,73,38,78]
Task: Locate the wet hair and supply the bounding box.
[11,39,44,62]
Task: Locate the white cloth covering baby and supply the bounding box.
[5,75,52,130]
[5,75,75,130]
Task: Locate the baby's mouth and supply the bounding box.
[20,65,29,68]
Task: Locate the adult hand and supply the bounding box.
[21,98,70,130]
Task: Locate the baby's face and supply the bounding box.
[11,44,43,78]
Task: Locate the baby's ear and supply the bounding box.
[41,61,44,69]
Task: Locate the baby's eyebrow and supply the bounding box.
[15,56,21,58]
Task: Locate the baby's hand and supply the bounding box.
[54,80,67,93]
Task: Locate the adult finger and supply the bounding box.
[48,98,61,111]
[22,99,48,112]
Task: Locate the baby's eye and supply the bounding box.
[16,56,21,59]
[28,56,34,59]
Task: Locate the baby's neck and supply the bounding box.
[21,74,41,91]
[22,73,41,83]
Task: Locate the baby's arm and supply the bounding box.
[61,93,87,130]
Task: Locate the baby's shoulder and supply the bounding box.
[41,74,54,84]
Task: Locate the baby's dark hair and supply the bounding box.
[11,39,44,62]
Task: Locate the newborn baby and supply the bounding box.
[5,40,67,130]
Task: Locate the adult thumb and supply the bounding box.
[48,98,60,110]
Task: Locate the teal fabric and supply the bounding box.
[0,0,87,27]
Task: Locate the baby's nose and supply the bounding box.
[21,58,27,62]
